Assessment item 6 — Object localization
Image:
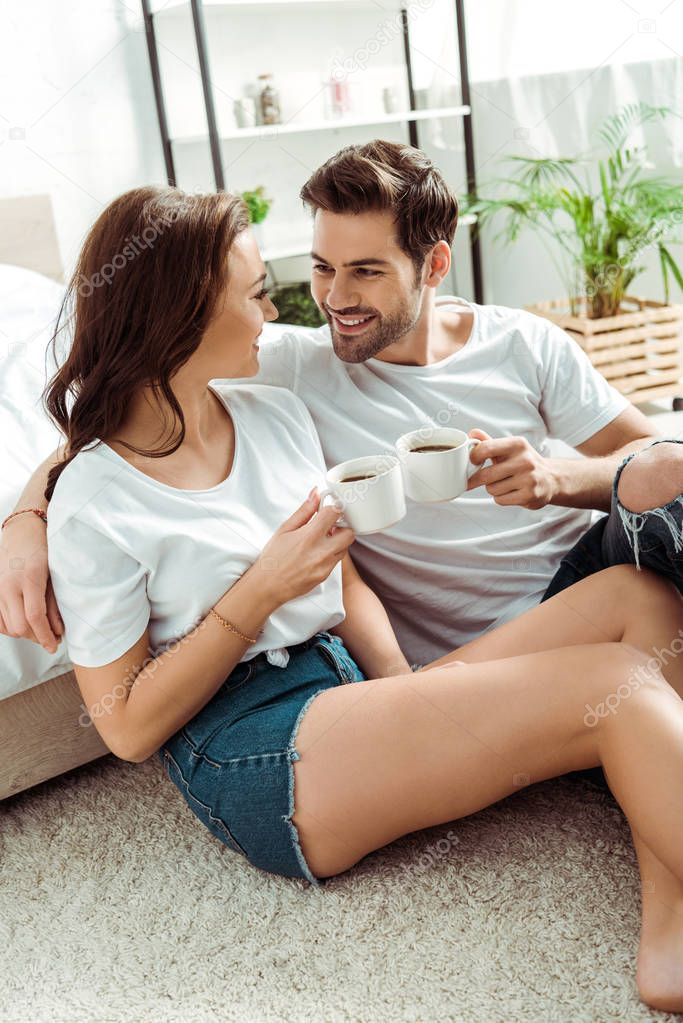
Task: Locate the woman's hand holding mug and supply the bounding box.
[254,487,355,605]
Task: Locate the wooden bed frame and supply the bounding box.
[0,672,110,800]
[0,195,111,801]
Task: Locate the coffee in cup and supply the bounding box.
[318,455,406,534]
[409,444,457,453]
[395,427,481,502]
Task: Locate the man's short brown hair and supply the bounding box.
[300,140,459,277]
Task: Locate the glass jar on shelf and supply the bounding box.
[258,73,281,126]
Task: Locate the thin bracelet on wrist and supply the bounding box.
[208,607,260,644]
[1,508,48,531]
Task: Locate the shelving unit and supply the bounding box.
[140,0,483,302]
[172,104,472,143]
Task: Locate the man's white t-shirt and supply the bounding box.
[46,384,344,669]
[224,295,630,668]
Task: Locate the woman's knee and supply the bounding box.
[290,770,363,879]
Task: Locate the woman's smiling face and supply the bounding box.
[198,227,279,379]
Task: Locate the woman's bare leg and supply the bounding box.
[292,641,683,1009]
[423,564,683,696]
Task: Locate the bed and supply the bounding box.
[0,196,113,799]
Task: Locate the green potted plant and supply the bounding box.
[241,186,272,247]
[269,282,325,327]
[463,103,683,405]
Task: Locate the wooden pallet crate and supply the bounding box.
[526,295,683,405]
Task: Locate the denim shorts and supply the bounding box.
[155,630,366,887]
[543,437,683,600]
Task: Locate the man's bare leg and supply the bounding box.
[423,564,683,696]
[292,642,683,1010]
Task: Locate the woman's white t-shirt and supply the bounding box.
[46,383,345,669]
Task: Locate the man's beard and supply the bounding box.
[325,291,423,364]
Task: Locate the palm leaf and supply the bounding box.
[598,160,612,212]
[505,155,584,191]
[463,104,683,314]
[659,245,683,303]
[597,102,670,152]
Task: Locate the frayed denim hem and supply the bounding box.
[284,687,329,889]
[614,437,683,571]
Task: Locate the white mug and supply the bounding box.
[395,427,481,503]
[318,454,406,534]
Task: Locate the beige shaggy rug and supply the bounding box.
[0,754,680,1023]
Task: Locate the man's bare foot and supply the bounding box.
[636,889,683,1012]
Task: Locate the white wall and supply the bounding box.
[0,1,165,276]
[465,0,682,82]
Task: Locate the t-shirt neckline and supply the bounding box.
[93,382,239,495]
[365,295,478,373]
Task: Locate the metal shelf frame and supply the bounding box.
[140,0,484,302]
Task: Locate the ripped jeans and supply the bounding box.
[543,438,683,601]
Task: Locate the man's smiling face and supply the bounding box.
[309,208,427,363]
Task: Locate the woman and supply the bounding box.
[2,186,683,1012]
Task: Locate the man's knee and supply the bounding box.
[617,441,683,513]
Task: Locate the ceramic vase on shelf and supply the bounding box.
[382,86,399,114]
[233,97,256,130]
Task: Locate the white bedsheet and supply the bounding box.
[0,264,73,698]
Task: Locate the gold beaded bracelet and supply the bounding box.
[208,607,259,644]
[1,507,48,531]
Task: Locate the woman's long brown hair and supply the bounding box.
[43,186,250,501]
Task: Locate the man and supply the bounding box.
[1,140,678,669]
